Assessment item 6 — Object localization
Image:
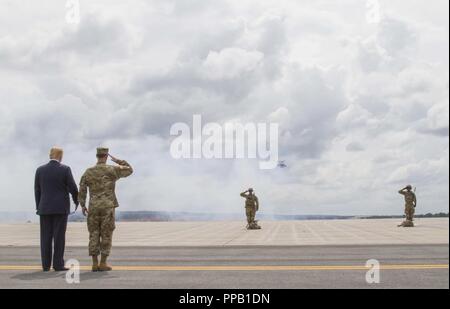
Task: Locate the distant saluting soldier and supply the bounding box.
[79,148,133,271]
[398,185,417,227]
[240,188,261,230]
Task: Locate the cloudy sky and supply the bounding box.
[0,0,448,216]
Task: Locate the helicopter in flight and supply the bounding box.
[277,160,287,168]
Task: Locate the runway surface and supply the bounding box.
[0,244,448,289]
[1,218,448,247]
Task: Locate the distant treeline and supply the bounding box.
[68,211,355,222]
[63,211,448,222]
[360,213,449,219]
[2,211,447,223]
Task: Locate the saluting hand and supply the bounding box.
[108,154,121,164]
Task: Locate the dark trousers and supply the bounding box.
[39,214,68,270]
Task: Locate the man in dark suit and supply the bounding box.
[34,147,79,271]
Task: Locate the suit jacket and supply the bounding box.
[34,160,79,215]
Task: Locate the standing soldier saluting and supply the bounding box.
[240,188,261,230]
[79,148,133,271]
[398,185,417,227]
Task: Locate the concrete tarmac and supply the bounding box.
[0,245,448,289]
[0,218,448,247]
[0,219,448,289]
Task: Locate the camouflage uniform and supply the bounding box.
[79,150,133,256]
[240,190,261,230]
[398,187,416,227]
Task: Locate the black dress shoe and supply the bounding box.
[43,268,50,272]
[53,267,69,272]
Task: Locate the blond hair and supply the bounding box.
[49,147,64,160]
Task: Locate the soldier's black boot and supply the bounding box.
[248,222,259,230]
[92,255,99,272]
[403,220,414,227]
[98,254,112,271]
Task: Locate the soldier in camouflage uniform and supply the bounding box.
[398,185,417,227]
[240,188,261,230]
[79,148,133,271]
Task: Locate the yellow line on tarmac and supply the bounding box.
[0,264,447,271]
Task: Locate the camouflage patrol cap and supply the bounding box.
[248,188,254,192]
[96,147,109,156]
[406,185,412,190]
